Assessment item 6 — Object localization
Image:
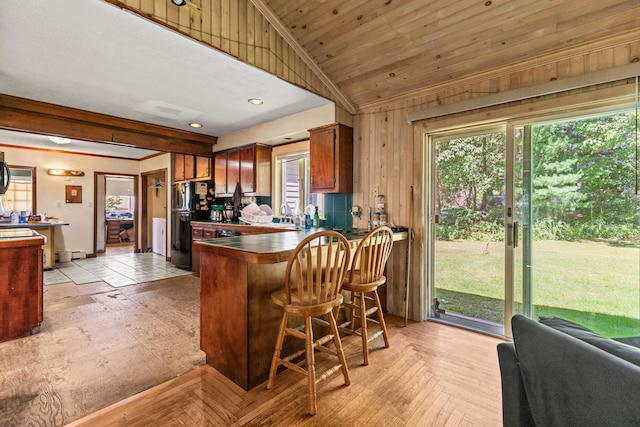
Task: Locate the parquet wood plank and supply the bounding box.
[67,317,504,426]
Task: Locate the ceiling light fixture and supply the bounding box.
[170,0,201,11]
[248,98,264,105]
[48,136,71,145]
[189,122,202,128]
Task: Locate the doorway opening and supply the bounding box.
[141,169,168,257]
[95,173,138,255]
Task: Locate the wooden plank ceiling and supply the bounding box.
[265,0,640,108]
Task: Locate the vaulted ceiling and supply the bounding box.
[1,0,639,159]
[265,0,640,108]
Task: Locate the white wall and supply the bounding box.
[216,104,336,151]
[2,145,140,255]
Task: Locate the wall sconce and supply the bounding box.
[47,169,85,177]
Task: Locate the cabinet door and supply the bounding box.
[227,149,240,194]
[195,156,211,179]
[184,155,195,180]
[239,146,255,194]
[174,153,186,182]
[214,154,228,195]
[310,127,336,191]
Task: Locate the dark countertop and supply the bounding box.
[193,228,408,264]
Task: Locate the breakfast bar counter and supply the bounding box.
[193,228,407,390]
[0,221,69,269]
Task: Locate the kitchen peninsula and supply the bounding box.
[193,228,408,390]
[0,220,69,269]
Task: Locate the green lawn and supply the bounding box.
[435,239,640,337]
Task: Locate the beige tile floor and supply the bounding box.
[1,254,205,427]
[44,252,191,287]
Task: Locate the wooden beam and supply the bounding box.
[249,0,357,115]
[0,94,217,157]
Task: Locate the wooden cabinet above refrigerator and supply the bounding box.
[173,153,212,182]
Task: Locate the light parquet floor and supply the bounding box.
[66,316,505,427]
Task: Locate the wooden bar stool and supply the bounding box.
[266,230,352,415]
[337,226,394,365]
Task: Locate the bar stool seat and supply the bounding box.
[338,226,394,366]
[266,230,352,415]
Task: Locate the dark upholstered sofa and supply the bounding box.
[497,315,640,426]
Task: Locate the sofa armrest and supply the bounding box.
[497,342,535,427]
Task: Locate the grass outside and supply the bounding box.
[435,239,640,337]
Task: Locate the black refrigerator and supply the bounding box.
[171,182,201,270]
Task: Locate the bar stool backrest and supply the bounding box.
[284,230,351,308]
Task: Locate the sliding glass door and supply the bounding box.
[429,110,640,338]
[515,114,640,338]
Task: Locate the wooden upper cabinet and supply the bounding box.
[226,149,240,195]
[213,144,271,196]
[195,156,211,179]
[174,153,210,182]
[214,153,228,195]
[310,124,353,193]
[174,153,186,182]
[184,154,196,180]
[240,146,255,193]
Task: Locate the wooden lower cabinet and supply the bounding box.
[191,222,294,273]
[191,227,217,275]
[0,236,44,342]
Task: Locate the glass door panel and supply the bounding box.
[515,113,640,338]
[432,128,507,335]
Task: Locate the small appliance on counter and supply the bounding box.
[210,205,224,222]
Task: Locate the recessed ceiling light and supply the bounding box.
[171,0,187,6]
[189,123,202,128]
[48,136,71,145]
[248,98,264,105]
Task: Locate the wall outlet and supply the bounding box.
[373,185,379,198]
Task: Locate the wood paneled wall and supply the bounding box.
[353,37,640,320]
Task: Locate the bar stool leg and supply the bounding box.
[305,316,317,415]
[359,291,370,366]
[373,290,390,348]
[267,312,288,389]
[329,310,351,386]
